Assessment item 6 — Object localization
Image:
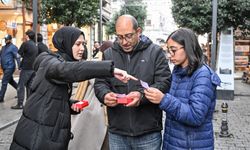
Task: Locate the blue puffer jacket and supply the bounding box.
[160,64,221,150]
[0,43,20,69]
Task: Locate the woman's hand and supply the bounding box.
[144,87,164,104]
[71,103,82,112]
[114,68,137,83]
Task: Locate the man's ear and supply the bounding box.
[136,27,142,36]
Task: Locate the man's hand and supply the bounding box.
[104,92,118,107]
[126,91,141,107]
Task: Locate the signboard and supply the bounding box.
[0,0,15,9]
[216,28,234,100]
[0,20,7,31]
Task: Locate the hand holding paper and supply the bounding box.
[140,80,149,89]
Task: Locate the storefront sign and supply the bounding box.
[0,0,15,9]
[0,20,7,31]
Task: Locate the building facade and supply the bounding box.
[0,0,33,48]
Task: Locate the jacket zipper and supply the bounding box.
[127,54,133,136]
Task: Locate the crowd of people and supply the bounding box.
[0,14,221,150]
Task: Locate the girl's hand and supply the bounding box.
[144,87,164,104]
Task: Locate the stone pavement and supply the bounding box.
[0,77,250,150]
[213,79,250,150]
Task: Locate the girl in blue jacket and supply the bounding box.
[144,28,221,150]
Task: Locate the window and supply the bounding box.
[146,20,151,26]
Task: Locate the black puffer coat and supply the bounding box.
[10,27,115,150]
[10,52,114,150]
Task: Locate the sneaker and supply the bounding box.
[11,104,23,109]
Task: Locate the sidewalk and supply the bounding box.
[0,77,21,131]
[213,79,250,150]
[0,73,250,149]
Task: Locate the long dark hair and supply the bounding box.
[166,28,203,76]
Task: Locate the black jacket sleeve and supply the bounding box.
[45,57,114,84]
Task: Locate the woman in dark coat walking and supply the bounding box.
[10,26,136,150]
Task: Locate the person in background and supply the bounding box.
[37,33,49,54]
[92,41,113,61]
[99,41,113,53]
[202,43,209,64]
[11,29,38,109]
[144,28,221,150]
[92,41,100,58]
[0,34,20,103]
[82,41,88,60]
[94,15,171,150]
[10,26,137,150]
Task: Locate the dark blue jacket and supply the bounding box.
[160,65,221,150]
[0,43,20,70]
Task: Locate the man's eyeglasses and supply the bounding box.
[116,32,136,42]
[166,47,183,56]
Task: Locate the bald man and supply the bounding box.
[95,15,171,150]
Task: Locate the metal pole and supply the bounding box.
[99,0,103,43]
[211,0,218,71]
[32,0,38,43]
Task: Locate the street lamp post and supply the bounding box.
[211,0,217,71]
[98,0,103,43]
[32,0,38,43]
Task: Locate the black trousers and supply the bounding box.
[17,69,34,105]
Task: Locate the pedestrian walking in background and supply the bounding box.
[144,28,221,150]
[99,41,113,53]
[11,29,38,109]
[94,15,171,150]
[92,40,113,60]
[10,26,136,150]
[37,33,49,54]
[0,34,20,103]
[82,42,88,60]
[92,41,101,59]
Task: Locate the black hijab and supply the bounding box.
[52,26,85,61]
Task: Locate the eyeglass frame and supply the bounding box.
[115,32,137,42]
[166,46,184,56]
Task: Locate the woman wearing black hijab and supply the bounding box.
[10,26,136,150]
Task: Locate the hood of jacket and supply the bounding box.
[112,35,152,54]
[173,64,221,87]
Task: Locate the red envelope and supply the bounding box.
[117,94,133,104]
[75,100,89,110]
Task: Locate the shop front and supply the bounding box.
[0,0,33,48]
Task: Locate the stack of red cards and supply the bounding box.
[75,100,89,110]
[117,94,133,104]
